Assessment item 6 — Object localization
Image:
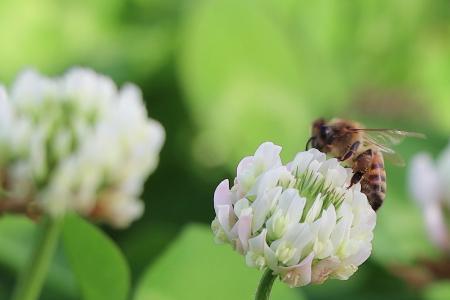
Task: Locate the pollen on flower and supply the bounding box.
[0,68,165,227]
[211,142,376,287]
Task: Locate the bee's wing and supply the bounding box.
[351,128,425,167]
[355,129,425,145]
[383,152,406,167]
[361,133,396,154]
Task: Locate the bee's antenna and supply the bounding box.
[305,136,315,150]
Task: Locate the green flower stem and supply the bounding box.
[12,216,64,300]
[255,268,277,300]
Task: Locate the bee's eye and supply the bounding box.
[320,125,329,138]
[320,126,333,144]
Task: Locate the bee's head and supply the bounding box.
[306,118,334,151]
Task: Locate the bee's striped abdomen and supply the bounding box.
[361,151,386,210]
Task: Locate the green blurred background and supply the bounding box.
[0,0,450,299]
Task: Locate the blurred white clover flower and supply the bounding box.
[211,142,376,287]
[409,147,450,251]
[0,68,165,227]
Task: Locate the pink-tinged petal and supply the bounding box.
[217,204,234,233]
[238,214,253,253]
[237,156,254,177]
[438,149,450,207]
[409,154,441,206]
[311,257,340,284]
[424,203,450,251]
[214,179,231,212]
[232,239,245,254]
[248,229,267,252]
[278,253,314,287]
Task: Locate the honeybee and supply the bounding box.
[306,118,424,211]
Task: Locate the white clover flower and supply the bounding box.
[437,146,450,207]
[409,149,450,251]
[211,142,376,287]
[0,68,165,227]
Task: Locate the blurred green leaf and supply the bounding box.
[134,224,302,300]
[0,215,77,299]
[413,36,450,131]
[118,221,179,276]
[0,216,36,273]
[179,0,313,168]
[62,215,130,300]
[424,281,450,300]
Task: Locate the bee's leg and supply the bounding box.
[348,171,364,189]
[347,149,372,189]
[339,141,360,162]
[305,136,315,150]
